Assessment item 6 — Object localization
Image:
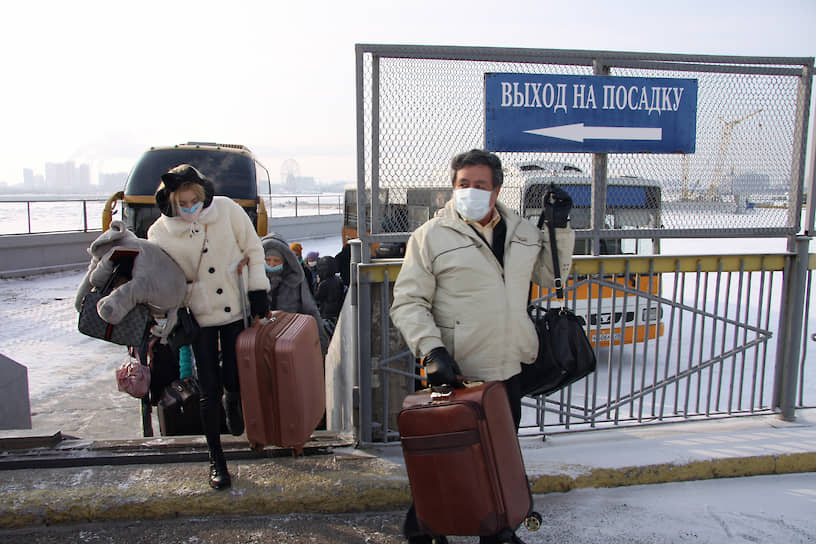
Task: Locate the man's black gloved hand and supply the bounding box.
[542,183,572,228]
[424,347,463,387]
[248,290,269,319]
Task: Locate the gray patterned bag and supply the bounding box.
[77,264,152,347]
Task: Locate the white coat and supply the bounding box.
[148,196,269,328]
[390,199,575,382]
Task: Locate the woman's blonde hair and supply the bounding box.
[170,181,206,213]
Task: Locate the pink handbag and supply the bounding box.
[116,357,151,399]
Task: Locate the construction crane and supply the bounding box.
[708,109,763,201]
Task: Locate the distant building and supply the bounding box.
[23,168,34,188]
[98,172,128,192]
[43,161,91,192]
[78,164,91,189]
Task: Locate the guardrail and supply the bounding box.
[0,194,344,235]
[263,194,343,218]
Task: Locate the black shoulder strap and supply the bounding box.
[536,202,563,299]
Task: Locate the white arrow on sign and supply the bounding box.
[524,123,662,143]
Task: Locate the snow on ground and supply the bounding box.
[0,235,341,403]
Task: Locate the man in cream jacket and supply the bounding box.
[390,149,574,544]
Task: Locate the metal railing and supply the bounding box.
[262,194,343,218]
[0,194,344,235]
[350,250,815,444]
[0,198,108,235]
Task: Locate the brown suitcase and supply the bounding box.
[235,310,325,453]
[398,382,534,537]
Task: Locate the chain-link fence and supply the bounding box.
[355,45,814,243]
[343,45,815,444]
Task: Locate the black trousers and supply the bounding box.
[404,373,524,541]
[191,319,244,453]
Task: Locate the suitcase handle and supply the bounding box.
[430,388,454,401]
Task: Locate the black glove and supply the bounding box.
[248,290,269,319]
[424,347,463,387]
[542,183,572,228]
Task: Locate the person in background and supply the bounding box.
[148,164,269,491]
[305,251,320,293]
[262,234,329,354]
[390,149,575,544]
[290,242,303,262]
[291,242,316,297]
[334,243,351,287]
[314,255,345,337]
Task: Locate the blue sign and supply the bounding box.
[485,73,697,153]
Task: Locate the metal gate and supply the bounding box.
[342,45,815,444]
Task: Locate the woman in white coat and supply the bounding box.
[148,164,269,490]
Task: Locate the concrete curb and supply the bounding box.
[529,451,816,494]
[3,449,816,528]
[0,454,411,529]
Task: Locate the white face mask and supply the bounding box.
[454,187,493,221]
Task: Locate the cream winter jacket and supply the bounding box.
[148,196,269,328]
[390,199,575,382]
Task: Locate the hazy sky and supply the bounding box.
[1,0,814,188]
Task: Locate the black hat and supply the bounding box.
[155,164,215,217]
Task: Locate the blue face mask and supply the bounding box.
[178,201,203,222]
[265,264,283,274]
[180,202,202,214]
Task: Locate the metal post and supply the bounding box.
[794,64,814,233]
[371,54,381,237]
[358,271,374,443]
[26,202,31,233]
[82,200,88,232]
[803,64,816,234]
[350,239,372,443]
[773,235,809,420]
[591,59,609,256]
[294,196,298,218]
[349,239,362,441]
[317,194,321,216]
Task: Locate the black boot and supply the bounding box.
[480,528,526,544]
[403,503,448,543]
[222,391,244,436]
[208,449,231,490]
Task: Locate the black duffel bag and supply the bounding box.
[520,182,596,396]
[520,306,596,396]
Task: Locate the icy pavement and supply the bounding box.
[2,473,815,543]
[0,236,342,439]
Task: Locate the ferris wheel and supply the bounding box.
[280,158,300,184]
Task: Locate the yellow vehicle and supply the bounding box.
[103,142,271,238]
[519,162,664,347]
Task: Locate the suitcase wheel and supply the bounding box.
[249,442,265,454]
[524,510,543,532]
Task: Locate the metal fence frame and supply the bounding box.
[350,45,816,445]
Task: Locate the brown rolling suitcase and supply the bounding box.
[398,381,538,537]
[235,310,325,453]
